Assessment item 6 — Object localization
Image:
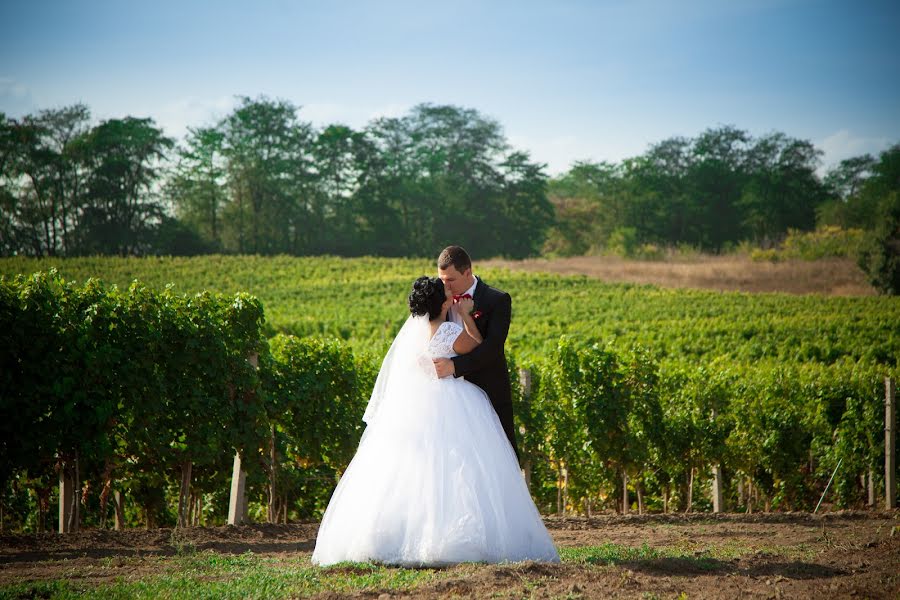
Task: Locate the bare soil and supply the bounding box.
[482,256,875,296]
[2,511,898,598]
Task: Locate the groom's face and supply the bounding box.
[438,265,471,295]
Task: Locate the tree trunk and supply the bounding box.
[622,471,629,514]
[663,484,669,514]
[144,501,155,529]
[177,460,192,528]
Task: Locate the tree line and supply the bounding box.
[2,99,897,290]
[545,130,900,255]
[0,99,552,259]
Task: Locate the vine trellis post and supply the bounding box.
[518,368,532,491]
[710,408,723,513]
[886,377,896,511]
[227,351,258,526]
[58,467,73,533]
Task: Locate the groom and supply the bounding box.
[433,246,520,461]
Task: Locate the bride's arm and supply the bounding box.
[457,297,483,344]
[452,326,481,354]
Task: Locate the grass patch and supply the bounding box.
[0,550,446,600]
[0,541,824,599]
[559,542,716,570]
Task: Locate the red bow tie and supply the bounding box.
[452,293,472,301]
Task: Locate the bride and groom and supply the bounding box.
[311,246,559,566]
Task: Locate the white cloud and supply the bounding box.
[507,132,648,176]
[365,102,412,122]
[0,77,38,116]
[296,102,413,128]
[299,102,359,126]
[141,95,238,139]
[817,129,892,171]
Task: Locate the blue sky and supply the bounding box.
[2,0,898,174]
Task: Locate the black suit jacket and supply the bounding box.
[451,277,520,461]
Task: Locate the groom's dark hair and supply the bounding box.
[438,246,472,273]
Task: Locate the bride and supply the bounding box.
[311,275,560,567]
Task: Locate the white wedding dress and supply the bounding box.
[311,317,560,567]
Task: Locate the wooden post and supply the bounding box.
[867,468,875,508]
[58,467,73,533]
[711,408,723,513]
[887,377,896,510]
[622,471,629,514]
[113,490,124,530]
[711,464,724,513]
[177,460,192,528]
[518,368,532,487]
[227,452,247,525]
[227,351,258,525]
[518,367,532,398]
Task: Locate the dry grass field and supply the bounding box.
[482,255,875,296]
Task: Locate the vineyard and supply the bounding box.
[1,255,898,537]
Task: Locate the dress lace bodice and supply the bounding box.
[427,321,463,359]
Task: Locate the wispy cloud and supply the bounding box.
[0,77,37,116]
[508,132,649,176]
[140,95,239,139]
[299,102,413,128]
[818,129,892,170]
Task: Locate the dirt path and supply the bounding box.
[2,512,897,598]
[482,256,875,296]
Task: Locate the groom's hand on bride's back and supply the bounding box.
[433,358,455,378]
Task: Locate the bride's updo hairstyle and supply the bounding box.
[408,276,445,320]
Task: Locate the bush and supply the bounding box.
[605,227,638,258]
[857,192,900,295]
[781,226,867,260]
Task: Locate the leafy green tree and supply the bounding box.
[71,116,173,255]
[740,133,826,243]
[0,105,91,256]
[311,125,377,254]
[169,126,227,250]
[220,96,316,254]
[686,126,752,250]
[856,145,900,294]
[363,104,551,258]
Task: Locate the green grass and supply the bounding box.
[0,551,447,599]
[0,540,818,599]
[559,542,722,569]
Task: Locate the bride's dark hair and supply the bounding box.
[408,276,445,320]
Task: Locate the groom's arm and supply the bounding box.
[450,292,511,378]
